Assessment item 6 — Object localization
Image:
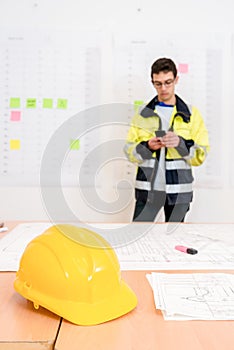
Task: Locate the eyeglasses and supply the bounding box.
[152,79,175,88]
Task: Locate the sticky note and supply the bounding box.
[10,110,21,121]
[10,97,20,108]
[57,98,68,109]
[134,100,144,106]
[10,139,21,150]
[43,98,53,108]
[134,100,144,111]
[70,139,80,150]
[178,63,189,74]
[26,98,37,108]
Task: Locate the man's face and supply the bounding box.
[152,71,178,104]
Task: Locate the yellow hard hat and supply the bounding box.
[14,224,137,325]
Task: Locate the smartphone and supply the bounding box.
[155,130,166,137]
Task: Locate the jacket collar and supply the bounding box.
[140,94,191,123]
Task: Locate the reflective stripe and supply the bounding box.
[135,181,192,193]
[184,144,207,160]
[132,147,144,162]
[141,159,155,168]
[183,145,196,160]
[135,180,151,191]
[124,143,143,162]
[166,160,191,170]
[166,183,192,193]
[199,145,208,156]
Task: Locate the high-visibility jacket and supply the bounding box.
[124,95,210,205]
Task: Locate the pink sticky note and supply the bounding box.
[178,63,189,74]
[10,110,21,121]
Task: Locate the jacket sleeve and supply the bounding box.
[180,106,210,166]
[124,114,154,164]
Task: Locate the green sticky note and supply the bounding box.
[43,98,53,108]
[26,98,37,108]
[70,139,80,150]
[134,100,144,111]
[57,98,68,109]
[10,97,21,108]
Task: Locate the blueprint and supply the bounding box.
[0,222,234,271]
[147,272,234,320]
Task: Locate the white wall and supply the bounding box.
[1,186,234,223]
[0,0,234,222]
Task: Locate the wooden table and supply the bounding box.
[55,270,234,350]
[0,273,60,350]
[0,222,60,349]
[1,222,234,350]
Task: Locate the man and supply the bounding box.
[124,57,209,222]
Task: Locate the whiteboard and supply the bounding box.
[0,28,102,186]
[0,27,228,190]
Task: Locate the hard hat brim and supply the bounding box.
[15,277,137,325]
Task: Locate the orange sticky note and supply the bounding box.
[178,63,189,74]
[10,110,21,121]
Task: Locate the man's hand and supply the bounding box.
[148,137,163,151]
[161,131,180,148]
[148,131,180,150]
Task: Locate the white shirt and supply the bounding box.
[153,105,174,191]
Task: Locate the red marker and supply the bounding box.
[175,245,198,255]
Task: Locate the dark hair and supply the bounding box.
[151,58,177,79]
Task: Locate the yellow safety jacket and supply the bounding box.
[124,95,210,205]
